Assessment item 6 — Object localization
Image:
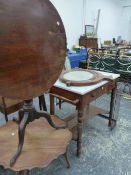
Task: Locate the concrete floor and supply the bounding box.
[0,92,131,175]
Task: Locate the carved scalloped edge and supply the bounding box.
[0,130,72,172]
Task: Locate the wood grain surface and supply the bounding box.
[0,117,72,171]
[0,0,67,100]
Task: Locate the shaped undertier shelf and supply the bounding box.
[0,117,72,172]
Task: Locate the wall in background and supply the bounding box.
[85,0,122,43]
[119,7,131,41]
[121,0,131,6]
[118,0,131,42]
[50,0,84,49]
[107,0,131,42]
[50,0,129,49]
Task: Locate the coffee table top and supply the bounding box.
[0,0,66,100]
[54,71,120,95]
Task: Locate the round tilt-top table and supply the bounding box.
[0,0,66,100]
[0,0,68,170]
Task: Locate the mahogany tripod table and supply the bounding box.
[0,0,68,171]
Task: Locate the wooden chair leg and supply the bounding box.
[1,97,8,122]
[56,98,63,109]
[38,95,47,111]
[4,113,8,122]
[38,96,42,111]
[59,99,62,109]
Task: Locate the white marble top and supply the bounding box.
[54,71,120,95]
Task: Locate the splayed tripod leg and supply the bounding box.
[10,112,29,167]
[36,111,66,129]
[19,170,30,175]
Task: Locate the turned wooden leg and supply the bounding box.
[77,121,82,156]
[50,94,55,115]
[10,112,29,167]
[109,86,117,128]
[77,105,84,157]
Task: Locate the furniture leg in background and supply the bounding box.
[38,94,47,111]
[98,82,120,130]
[77,101,85,156]
[109,86,117,128]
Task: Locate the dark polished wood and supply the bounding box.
[0,0,67,100]
[0,117,72,171]
[38,95,47,111]
[79,36,98,48]
[0,0,67,169]
[108,84,117,129]
[0,96,47,122]
[50,79,118,156]
[10,100,66,167]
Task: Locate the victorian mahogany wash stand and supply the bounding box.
[50,70,120,156]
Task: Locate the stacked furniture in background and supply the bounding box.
[79,36,98,49]
[86,47,131,78]
[81,47,131,98]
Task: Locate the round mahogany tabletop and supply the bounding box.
[0,0,67,100]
